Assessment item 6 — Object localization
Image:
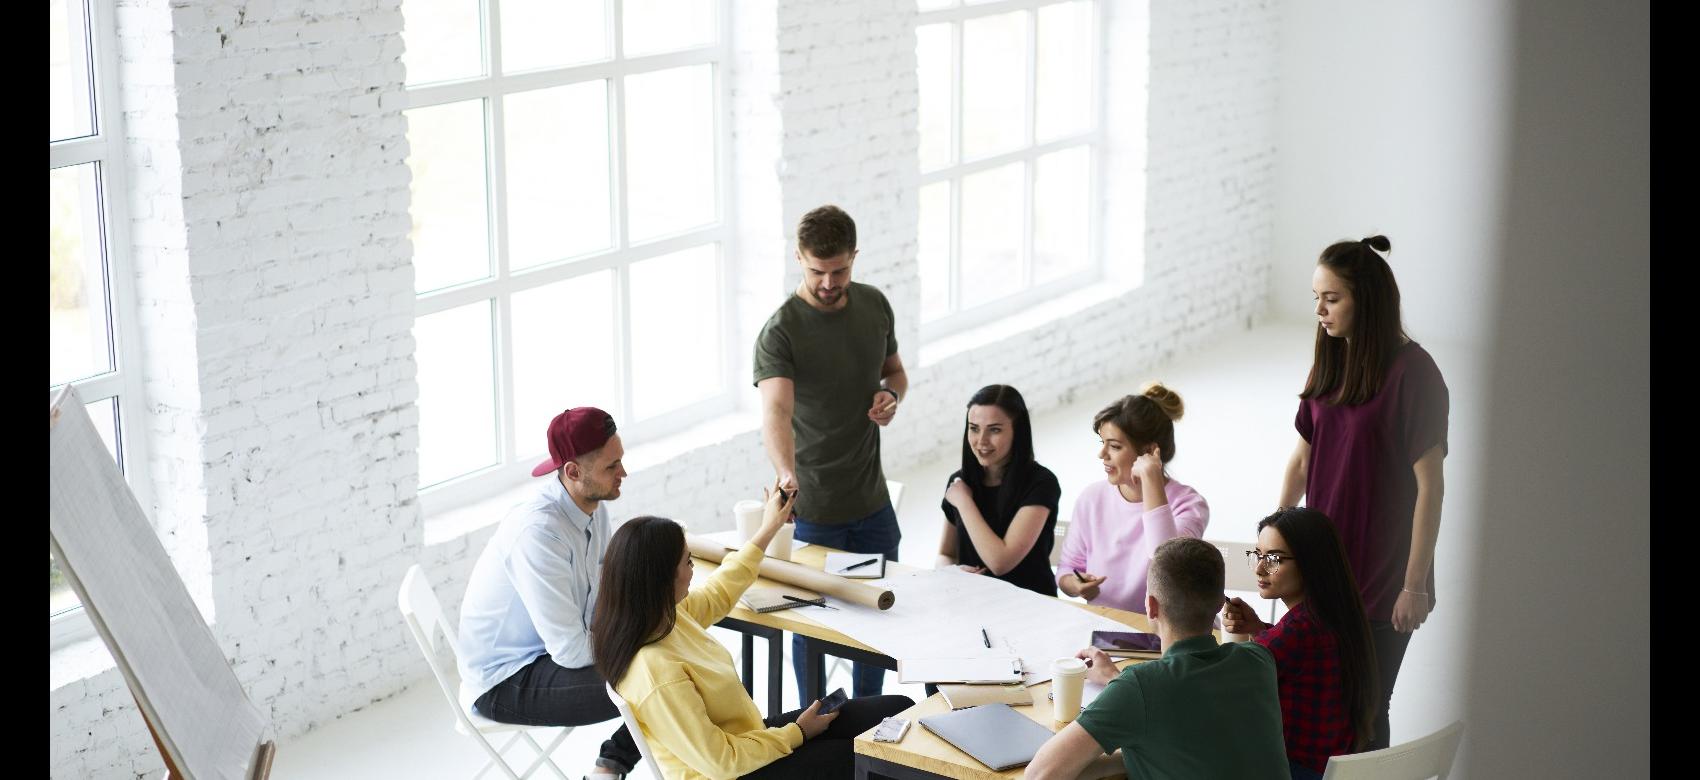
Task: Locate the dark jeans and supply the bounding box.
[790,504,902,698]
[474,653,644,774]
[1367,620,1415,751]
[740,695,914,779]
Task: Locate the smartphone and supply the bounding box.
[1089,630,1163,654]
[817,687,849,715]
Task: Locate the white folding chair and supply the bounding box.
[605,683,665,779]
[1320,720,1465,780]
[398,564,572,780]
[1208,538,1280,623]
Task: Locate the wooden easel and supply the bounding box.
[52,388,276,780]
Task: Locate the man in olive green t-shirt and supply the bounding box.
[754,204,908,698]
[1028,538,1290,780]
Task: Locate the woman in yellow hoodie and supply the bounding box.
[591,487,913,779]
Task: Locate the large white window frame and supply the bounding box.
[917,0,1105,343]
[49,0,152,649]
[407,0,737,515]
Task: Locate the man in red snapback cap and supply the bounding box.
[456,407,642,779]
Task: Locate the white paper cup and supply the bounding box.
[1051,657,1087,723]
[766,522,794,561]
[734,499,764,543]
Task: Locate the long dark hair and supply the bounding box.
[1302,235,1407,406]
[1258,507,1379,750]
[960,384,1037,521]
[1090,381,1185,463]
[591,516,686,686]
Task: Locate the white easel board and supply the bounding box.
[50,386,273,780]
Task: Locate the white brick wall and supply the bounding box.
[50,0,1279,776]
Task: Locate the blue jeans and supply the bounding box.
[789,504,901,699]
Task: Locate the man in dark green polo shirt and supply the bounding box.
[754,204,908,698]
[1028,537,1289,780]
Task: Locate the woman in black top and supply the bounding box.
[936,384,1062,596]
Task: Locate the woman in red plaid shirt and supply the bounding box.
[1224,507,1378,780]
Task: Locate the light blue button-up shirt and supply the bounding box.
[457,476,610,698]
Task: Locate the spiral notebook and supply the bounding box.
[738,586,824,613]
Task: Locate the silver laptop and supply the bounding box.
[918,703,1055,771]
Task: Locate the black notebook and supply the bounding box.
[918,703,1055,771]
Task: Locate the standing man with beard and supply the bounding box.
[457,407,644,780]
[754,205,909,698]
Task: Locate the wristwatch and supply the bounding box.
[877,388,899,403]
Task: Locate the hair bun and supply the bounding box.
[1137,381,1185,422]
[1360,235,1391,253]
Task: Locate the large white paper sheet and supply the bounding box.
[800,567,1135,685]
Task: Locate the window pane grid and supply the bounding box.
[51,0,148,639]
[405,0,730,493]
[918,0,1098,330]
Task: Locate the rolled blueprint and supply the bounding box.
[687,533,896,610]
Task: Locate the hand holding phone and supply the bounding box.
[817,687,849,715]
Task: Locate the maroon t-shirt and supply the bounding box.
[1296,342,1449,622]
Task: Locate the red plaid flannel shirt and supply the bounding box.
[1254,601,1355,772]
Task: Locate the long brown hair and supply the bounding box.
[591,516,686,686]
[1258,507,1379,750]
[1301,236,1406,406]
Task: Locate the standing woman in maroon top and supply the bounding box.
[1278,236,1449,751]
[1224,507,1377,779]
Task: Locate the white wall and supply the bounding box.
[1458,0,1648,775]
[51,1,1286,777]
[1269,0,1510,344]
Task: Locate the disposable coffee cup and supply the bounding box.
[1051,657,1087,723]
[766,522,794,561]
[734,499,763,543]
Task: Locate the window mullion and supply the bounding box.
[1022,8,1038,290]
[948,20,963,316]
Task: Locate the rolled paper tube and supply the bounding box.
[686,534,896,611]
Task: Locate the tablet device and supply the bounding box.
[1090,629,1162,655]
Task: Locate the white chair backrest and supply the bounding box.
[1050,519,1070,567]
[1209,538,1262,594]
[398,565,471,718]
[606,682,664,779]
[1320,720,1465,780]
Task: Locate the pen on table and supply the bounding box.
[843,557,881,571]
[783,594,839,610]
[981,627,991,648]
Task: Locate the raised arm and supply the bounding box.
[1278,437,1310,507]
[758,377,798,493]
[945,478,1049,576]
[868,353,908,426]
[679,488,796,628]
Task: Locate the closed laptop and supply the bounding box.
[918,703,1055,771]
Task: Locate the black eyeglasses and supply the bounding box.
[1245,550,1295,572]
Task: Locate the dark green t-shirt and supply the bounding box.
[752,282,897,524]
[1074,635,1289,780]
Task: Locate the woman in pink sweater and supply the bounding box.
[1055,382,1210,613]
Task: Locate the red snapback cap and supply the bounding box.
[531,407,615,477]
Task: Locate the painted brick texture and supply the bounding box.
[50,1,1277,777]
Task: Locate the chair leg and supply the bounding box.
[472,731,525,780]
[515,728,572,780]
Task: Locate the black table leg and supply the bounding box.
[741,632,755,696]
